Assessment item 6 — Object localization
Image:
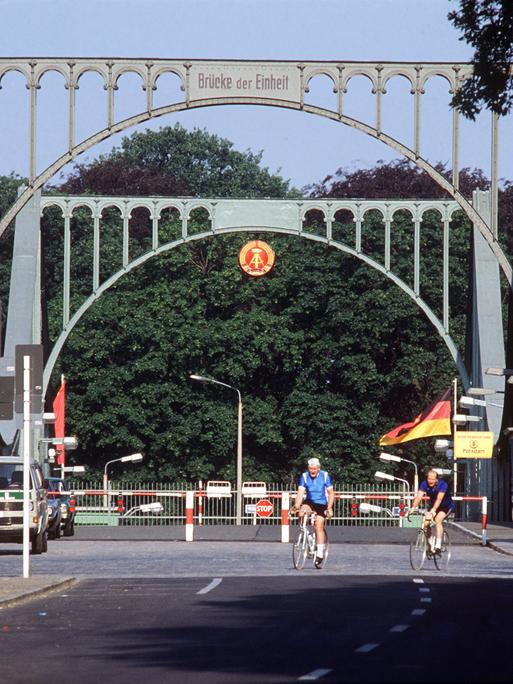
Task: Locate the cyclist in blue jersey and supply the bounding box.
[290,457,334,569]
[410,469,455,555]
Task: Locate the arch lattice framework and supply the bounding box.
[38,194,466,393]
[0,57,509,284]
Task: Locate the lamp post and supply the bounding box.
[103,453,143,510]
[374,470,410,491]
[190,374,243,525]
[379,452,419,491]
[38,436,78,479]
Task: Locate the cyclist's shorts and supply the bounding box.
[302,501,327,517]
[437,505,455,516]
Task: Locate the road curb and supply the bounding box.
[0,577,77,609]
[485,541,513,557]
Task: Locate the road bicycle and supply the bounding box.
[291,511,329,570]
[408,510,451,571]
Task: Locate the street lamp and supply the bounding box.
[103,453,143,509]
[485,367,513,385]
[190,374,243,525]
[374,470,410,491]
[379,452,419,491]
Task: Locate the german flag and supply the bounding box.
[379,387,452,446]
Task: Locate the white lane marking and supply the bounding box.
[298,668,333,681]
[390,624,409,633]
[412,578,424,583]
[411,608,426,616]
[419,587,430,592]
[420,597,432,603]
[355,643,380,653]
[197,578,223,595]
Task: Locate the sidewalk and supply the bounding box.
[453,520,513,556]
[0,576,77,609]
[1,520,512,609]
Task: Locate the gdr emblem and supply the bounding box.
[238,240,275,277]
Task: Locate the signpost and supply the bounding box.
[255,499,274,518]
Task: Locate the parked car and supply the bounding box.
[0,456,49,553]
[45,477,75,537]
[46,491,62,540]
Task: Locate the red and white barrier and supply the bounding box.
[185,490,194,542]
[281,492,290,543]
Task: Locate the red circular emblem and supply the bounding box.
[238,240,275,277]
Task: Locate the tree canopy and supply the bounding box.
[449,0,513,118]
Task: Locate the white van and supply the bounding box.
[0,456,49,553]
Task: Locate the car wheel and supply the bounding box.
[31,531,44,554]
[42,531,48,553]
[63,520,74,537]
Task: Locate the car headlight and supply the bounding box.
[60,503,67,514]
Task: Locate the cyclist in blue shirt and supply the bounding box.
[291,457,334,569]
[411,469,455,555]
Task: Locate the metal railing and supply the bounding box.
[67,480,427,527]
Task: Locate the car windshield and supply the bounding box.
[0,465,33,489]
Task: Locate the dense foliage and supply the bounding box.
[0,126,508,487]
[449,0,513,118]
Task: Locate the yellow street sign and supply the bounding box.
[454,431,494,459]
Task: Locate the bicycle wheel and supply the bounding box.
[434,530,451,571]
[292,529,308,570]
[409,530,427,570]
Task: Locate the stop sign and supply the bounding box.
[255,499,274,518]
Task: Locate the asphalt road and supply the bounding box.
[1,538,512,579]
[1,572,513,683]
[1,540,513,682]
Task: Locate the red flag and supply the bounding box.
[52,377,66,465]
[379,387,452,446]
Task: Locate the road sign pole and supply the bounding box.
[22,355,31,578]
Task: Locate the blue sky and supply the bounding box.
[1,0,510,189]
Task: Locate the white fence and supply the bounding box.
[68,480,486,528]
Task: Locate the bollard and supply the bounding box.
[185,490,194,542]
[281,492,290,543]
[197,480,203,526]
[481,496,488,546]
[351,498,358,517]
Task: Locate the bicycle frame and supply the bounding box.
[408,511,451,571]
[291,512,329,570]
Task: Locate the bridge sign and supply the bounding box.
[255,499,274,518]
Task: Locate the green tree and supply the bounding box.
[449,0,513,118]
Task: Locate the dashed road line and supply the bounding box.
[389,624,409,632]
[197,578,223,595]
[355,643,380,653]
[420,597,432,603]
[298,668,333,681]
[411,608,426,616]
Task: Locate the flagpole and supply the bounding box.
[452,376,458,497]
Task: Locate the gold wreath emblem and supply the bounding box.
[238,240,275,277]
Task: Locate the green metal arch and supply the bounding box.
[2,98,511,288]
[42,225,469,394]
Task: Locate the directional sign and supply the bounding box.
[255,499,274,518]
